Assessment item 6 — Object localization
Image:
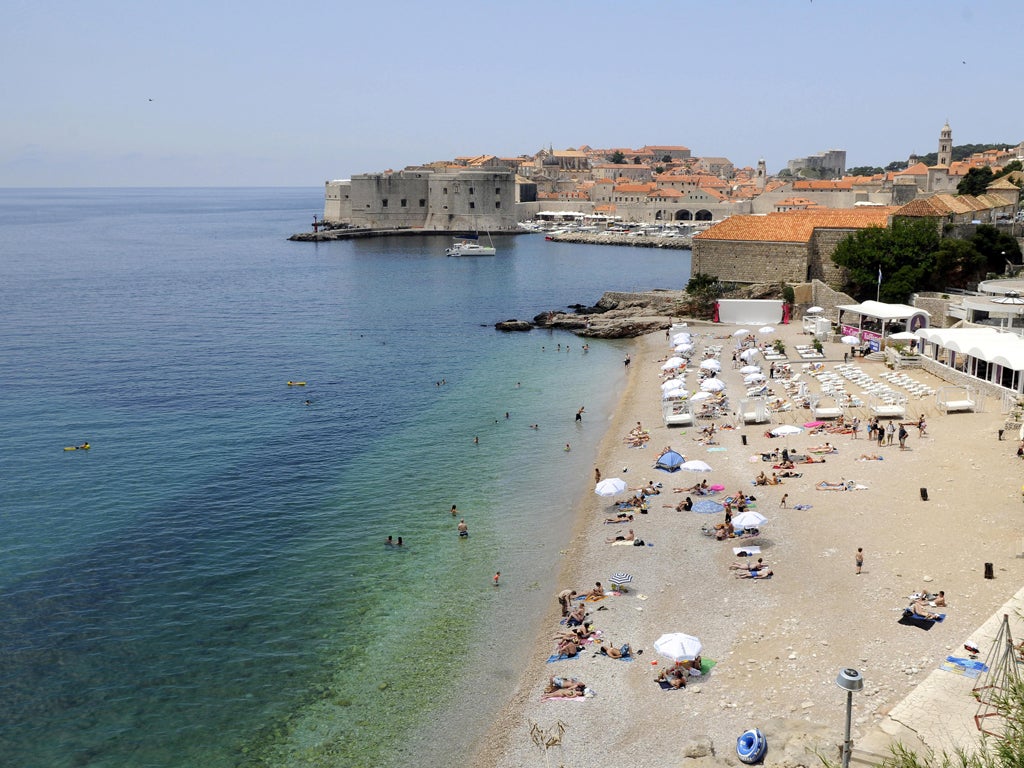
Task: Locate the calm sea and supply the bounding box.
[0,188,691,768]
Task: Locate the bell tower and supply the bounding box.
[756,158,767,191]
[937,122,952,167]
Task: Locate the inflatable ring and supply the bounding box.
[736,728,767,764]
[287,381,307,386]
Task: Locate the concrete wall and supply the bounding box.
[691,240,809,283]
[809,228,857,285]
[324,180,352,223]
[349,171,432,229]
[423,171,517,231]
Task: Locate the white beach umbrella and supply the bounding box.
[841,335,860,345]
[699,359,721,372]
[690,391,713,402]
[595,477,628,497]
[662,387,687,400]
[674,343,694,354]
[700,378,726,393]
[770,424,802,436]
[889,331,918,341]
[733,328,751,337]
[654,632,702,662]
[680,460,713,472]
[661,357,685,370]
[672,334,692,345]
[661,377,686,390]
[807,306,825,314]
[744,373,766,384]
[732,510,768,529]
[740,348,760,361]
[759,326,776,334]
[740,365,761,374]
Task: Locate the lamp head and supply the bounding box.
[836,667,864,692]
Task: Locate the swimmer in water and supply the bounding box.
[458,519,469,537]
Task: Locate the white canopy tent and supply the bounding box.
[835,300,929,352]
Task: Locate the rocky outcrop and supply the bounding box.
[494,319,532,332]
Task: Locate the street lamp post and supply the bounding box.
[836,667,864,768]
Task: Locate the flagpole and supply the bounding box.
[877,266,882,302]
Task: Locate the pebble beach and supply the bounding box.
[470,319,1024,768]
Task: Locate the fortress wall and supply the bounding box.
[691,240,808,283]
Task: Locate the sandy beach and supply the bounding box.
[471,319,1024,767]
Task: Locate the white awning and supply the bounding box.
[917,327,1024,371]
[835,300,929,322]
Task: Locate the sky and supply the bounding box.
[3,0,1023,187]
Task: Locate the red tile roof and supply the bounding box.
[695,208,897,243]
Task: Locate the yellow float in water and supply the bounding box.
[64,443,91,451]
[286,381,307,386]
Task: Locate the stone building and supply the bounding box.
[785,149,847,178]
[690,207,898,286]
[323,168,517,231]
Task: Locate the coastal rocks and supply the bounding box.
[494,319,532,332]
[681,736,715,758]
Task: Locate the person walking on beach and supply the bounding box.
[855,547,864,574]
[898,424,908,450]
[780,493,788,508]
[886,421,896,446]
[595,467,601,483]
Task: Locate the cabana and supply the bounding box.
[916,327,1024,394]
[812,395,844,420]
[739,399,770,425]
[835,301,930,353]
[663,400,694,427]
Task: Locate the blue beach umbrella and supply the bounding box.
[655,450,685,472]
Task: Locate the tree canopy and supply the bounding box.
[957,166,994,196]
[609,150,626,164]
[832,219,941,302]
[832,220,1024,301]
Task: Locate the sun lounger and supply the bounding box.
[938,399,975,413]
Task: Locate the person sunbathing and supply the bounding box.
[566,604,588,626]
[767,472,782,485]
[587,582,605,599]
[676,479,709,493]
[555,638,579,657]
[600,643,632,659]
[543,676,586,698]
[909,603,941,621]
[735,568,773,579]
[778,459,795,469]
[606,529,635,544]
[808,443,836,453]
[663,497,692,512]
[755,471,769,486]
[730,557,767,571]
[604,512,634,523]
[816,480,852,490]
[655,667,687,689]
[932,591,947,607]
[858,454,883,461]
[800,456,826,464]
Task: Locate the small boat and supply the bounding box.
[445,240,495,257]
[736,728,767,764]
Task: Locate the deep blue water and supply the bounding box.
[0,188,691,767]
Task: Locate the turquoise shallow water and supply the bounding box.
[0,188,691,767]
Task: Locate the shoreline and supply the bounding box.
[469,320,1024,768]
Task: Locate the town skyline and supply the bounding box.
[3,0,1023,188]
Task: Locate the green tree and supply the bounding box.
[885,161,907,171]
[661,154,672,163]
[609,151,626,164]
[848,166,884,176]
[633,156,642,165]
[831,219,941,302]
[971,224,1023,273]
[958,166,994,196]
[933,238,985,288]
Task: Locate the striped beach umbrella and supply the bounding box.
[609,572,633,589]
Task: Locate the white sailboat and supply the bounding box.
[445,231,495,257]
